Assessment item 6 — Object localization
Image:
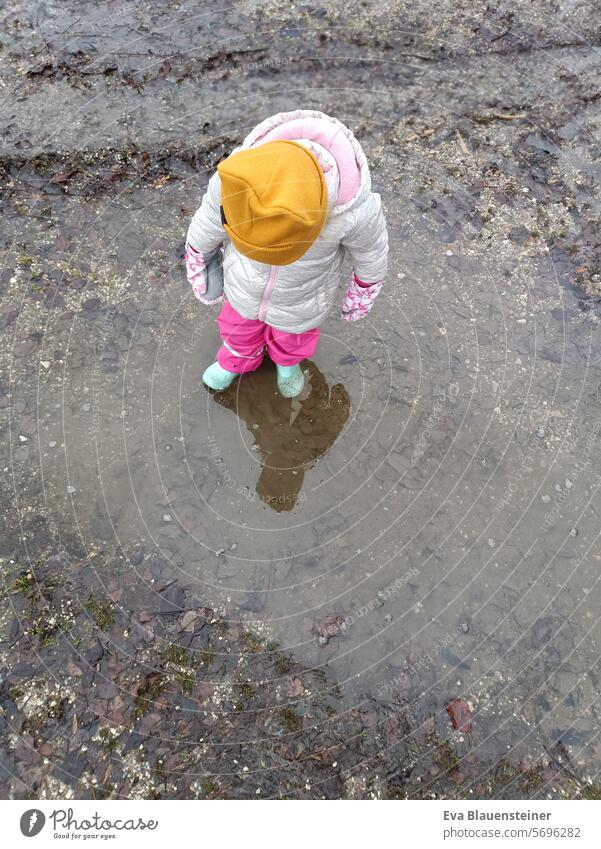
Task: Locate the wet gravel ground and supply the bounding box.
[1,0,601,799]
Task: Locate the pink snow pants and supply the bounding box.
[216,302,320,374]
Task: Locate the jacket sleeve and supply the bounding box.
[341,192,389,283]
[186,171,225,253]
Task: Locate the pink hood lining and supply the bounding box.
[250,115,363,206]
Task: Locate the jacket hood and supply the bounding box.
[241,110,371,213]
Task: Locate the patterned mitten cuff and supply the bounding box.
[341,274,384,321]
[194,291,224,306]
[184,242,208,300]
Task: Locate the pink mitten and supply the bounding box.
[184,243,225,305]
[341,274,384,321]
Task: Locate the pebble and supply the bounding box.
[569,527,578,537]
[165,444,172,451]
[215,547,225,556]
[163,513,172,522]
[458,622,470,633]
[67,485,76,494]
[49,441,57,448]
[384,613,393,623]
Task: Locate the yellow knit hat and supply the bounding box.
[217,140,328,266]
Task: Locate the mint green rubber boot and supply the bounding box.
[202,361,237,391]
[276,364,305,398]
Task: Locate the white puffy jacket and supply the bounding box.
[186,109,389,333]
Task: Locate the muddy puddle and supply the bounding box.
[2,0,601,795]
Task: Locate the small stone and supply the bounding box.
[165,444,172,451]
[67,485,76,494]
[565,478,574,490]
[541,494,551,503]
[181,610,199,631]
[318,635,328,646]
[19,434,28,442]
[487,538,496,548]
[215,547,225,556]
[458,622,470,633]
[384,613,393,623]
[40,361,50,369]
[82,403,91,412]
[536,427,545,438]
[163,513,172,523]
[569,527,578,537]
[49,441,57,448]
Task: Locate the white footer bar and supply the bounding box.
[1,799,599,847]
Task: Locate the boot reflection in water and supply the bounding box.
[212,360,350,512]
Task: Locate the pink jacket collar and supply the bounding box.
[251,115,362,206]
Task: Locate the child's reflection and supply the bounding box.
[212,361,350,511]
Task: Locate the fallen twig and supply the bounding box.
[455,128,470,156]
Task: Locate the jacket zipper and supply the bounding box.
[258,265,278,322]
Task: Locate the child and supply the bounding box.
[185,109,389,397]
